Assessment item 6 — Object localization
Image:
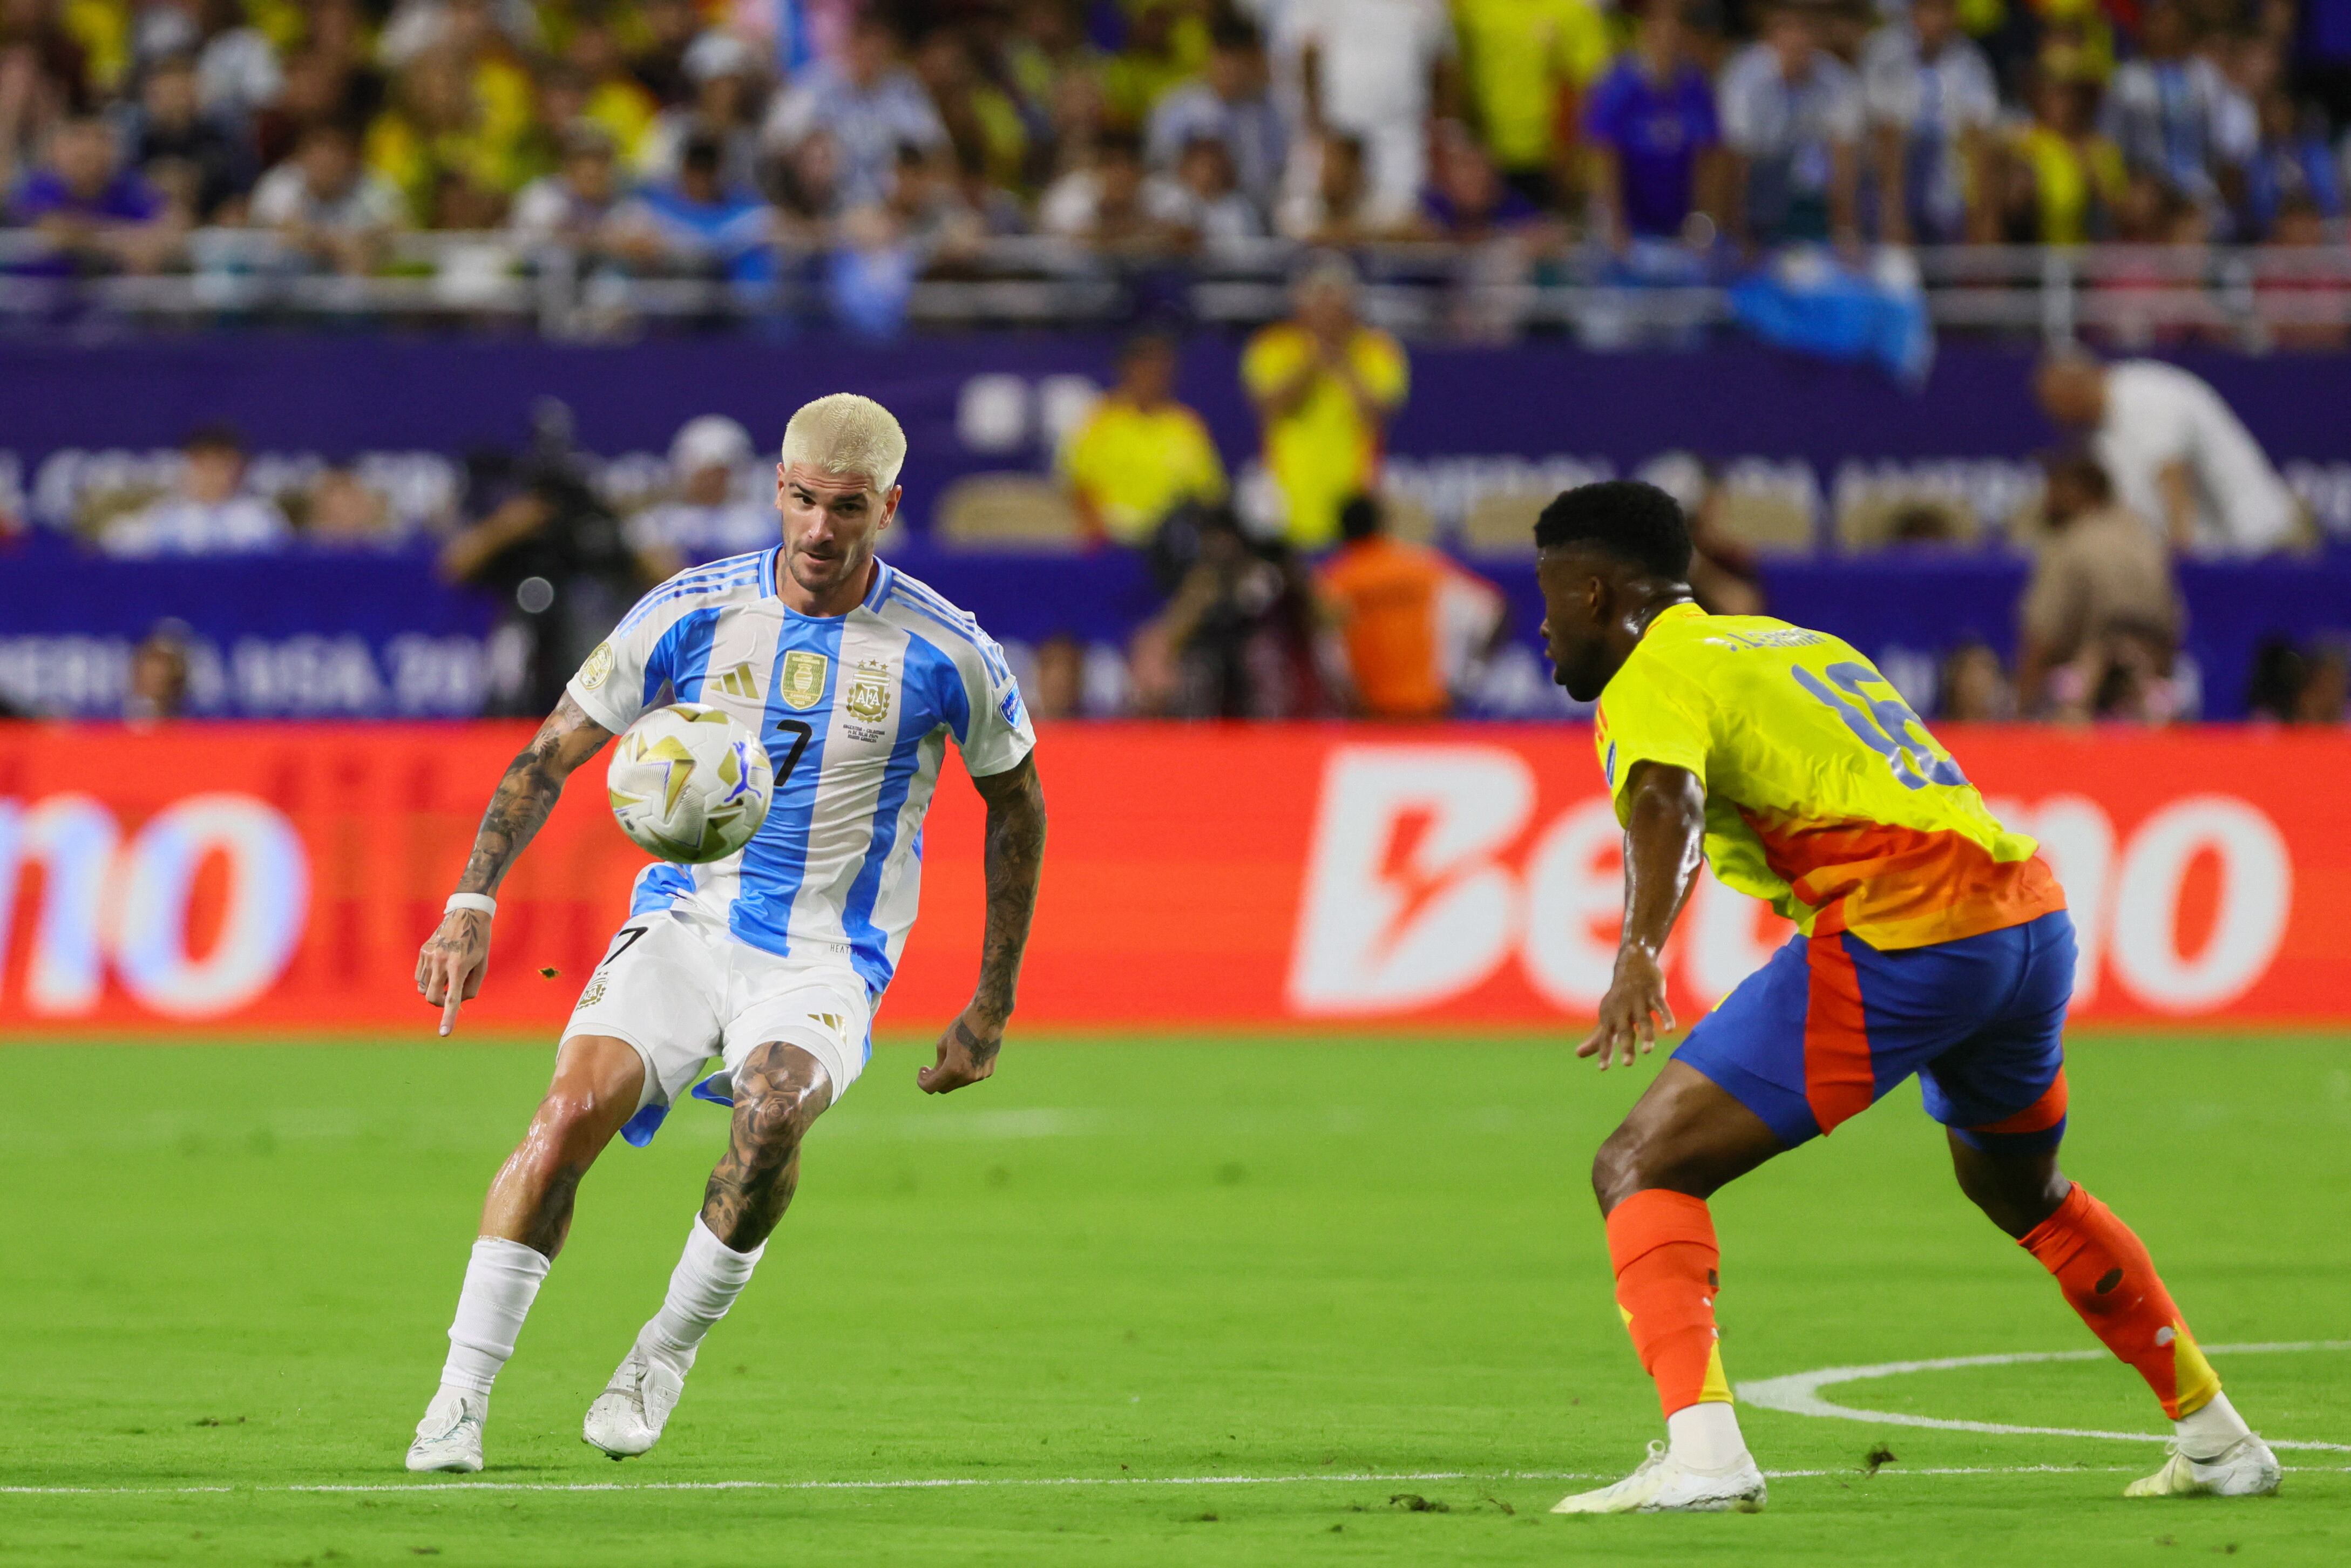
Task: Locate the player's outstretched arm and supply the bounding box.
[1580,761,1706,1072]
[920,754,1046,1096]
[417,694,614,1037]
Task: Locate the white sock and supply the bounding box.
[645,1216,765,1364]
[2175,1390,2252,1460]
[439,1237,551,1397]
[1666,1401,1749,1471]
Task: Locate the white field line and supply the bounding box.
[1738,1339,2351,1452]
[5,1463,2349,1499]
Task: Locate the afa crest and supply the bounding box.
[845,660,894,724]
[779,650,830,711]
[578,641,616,690]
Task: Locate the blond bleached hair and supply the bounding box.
[778,393,907,494]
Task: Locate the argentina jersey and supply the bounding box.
[565,549,1035,997]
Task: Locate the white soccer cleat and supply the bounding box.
[2125,1435,2281,1499]
[1551,1441,1767,1515]
[582,1338,689,1460]
[404,1387,486,1474]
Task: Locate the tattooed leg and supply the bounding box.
[698,1041,835,1253]
[479,1033,646,1258]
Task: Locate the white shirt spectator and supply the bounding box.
[509,175,617,243]
[103,496,291,557]
[1147,80,1287,208]
[763,63,947,209]
[250,161,406,233]
[1719,42,1863,188]
[2104,53,2255,205]
[1143,174,1265,242]
[1276,0,1454,224]
[2095,359,2298,555]
[627,500,777,562]
[1861,23,1997,236]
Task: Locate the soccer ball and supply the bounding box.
[606,703,774,864]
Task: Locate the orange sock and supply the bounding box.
[1606,1190,1733,1420]
[2020,1183,2220,1420]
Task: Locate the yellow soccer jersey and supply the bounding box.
[1594,603,2063,949]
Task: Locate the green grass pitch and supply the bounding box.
[1,1035,2346,1566]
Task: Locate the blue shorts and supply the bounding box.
[1674,910,2076,1153]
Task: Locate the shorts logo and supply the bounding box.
[578,641,616,691]
[779,650,829,711]
[845,660,893,724]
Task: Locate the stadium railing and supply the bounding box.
[4,230,2350,345]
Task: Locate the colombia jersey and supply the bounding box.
[1594,603,2062,949]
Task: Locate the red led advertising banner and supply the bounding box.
[1,724,2340,1035]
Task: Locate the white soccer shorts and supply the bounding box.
[562,905,873,1123]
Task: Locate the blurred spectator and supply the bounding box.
[631,0,704,107]
[557,14,659,167]
[2001,71,2127,243]
[101,422,292,556]
[1143,505,1334,717]
[2258,195,2350,351]
[1315,493,1505,719]
[1936,641,2013,721]
[640,32,767,190]
[2246,636,2350,724]
[122,50,250,221]
[763,13,947,210]
[509,120,624,248]
[1414,118,1543,240]
[1276,128,1381,241]
[2241,87,2340,237]
[1861,0,1997,245]
[912,26,1028,195]
[1144,133,1264,243]
[1586,0,1724,251]
[2013,451,2181,717]
[441,399,667,716]
[0,4,89,195]
[131,0,282,125]
[2104,0,2253,217]
[1058,331,1227,546]
[9,112,180,271]
[1718,1,1863,248]
[1241,254,1408,548]
[123,620,192,724]
[1039,129,1178,249]
[1101,0,1208,135]
[877,139,985,264]
[1146,17,1284,214]
[367,43,526,225]
[249,120,404,275]
[302,466,397,545]
[608,131,770,284]
[1280,0,1459,232]
[1451,0,1610,208]
[2035,349,2301,554]
[254,43,384,171]
[1027,630,1088,721]
[628,414,774,564]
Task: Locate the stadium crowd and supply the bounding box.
[2,0,2347,291]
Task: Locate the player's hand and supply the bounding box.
[918,1007,1003,1095]
[1578,948,1676,1071]
[417,908,492,1037]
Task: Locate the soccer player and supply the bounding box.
[1533,481,2277,1514]
[403,395,1046,1473]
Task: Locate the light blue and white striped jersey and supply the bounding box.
[566,549,1034,998]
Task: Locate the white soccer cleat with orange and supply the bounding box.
[1550,1441,1767,1514]
[2124,1435,2280,1499]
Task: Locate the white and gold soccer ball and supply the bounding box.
[606,703,774,864]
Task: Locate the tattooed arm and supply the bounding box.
[416,694,614,1036]
[918,752,1046,1095]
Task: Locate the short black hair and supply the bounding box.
[1338,493,1382,542]
[1534,480,1692,579]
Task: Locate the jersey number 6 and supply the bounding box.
[1792,661,1969,791]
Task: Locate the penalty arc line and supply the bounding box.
[1737,1339,2351,1452]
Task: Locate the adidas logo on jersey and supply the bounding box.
[710,661,762,700]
